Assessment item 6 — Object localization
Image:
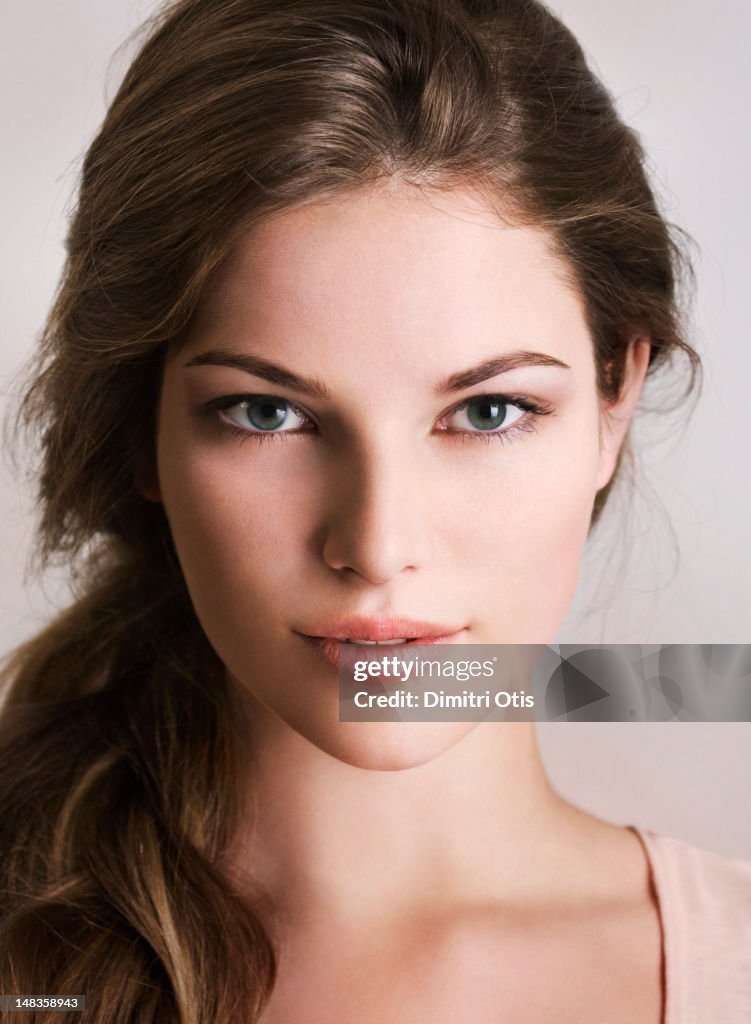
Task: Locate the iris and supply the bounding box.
[241,398,289,431]
[465,397,508,430]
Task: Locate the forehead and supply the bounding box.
[185,183,591,371]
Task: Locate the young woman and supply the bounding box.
[1,1,749,1022]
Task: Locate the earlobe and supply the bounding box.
[596,337,651,491]
[138,481,163,503]
[134,461,162,504]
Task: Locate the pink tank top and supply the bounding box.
[629,825,751,1023]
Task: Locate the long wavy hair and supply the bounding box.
[1,0,700,1020]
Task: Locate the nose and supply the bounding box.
[320,441,431,585]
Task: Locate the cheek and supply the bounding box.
[156,434,314,625]
[457,416,600,640]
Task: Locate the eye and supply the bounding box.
[441,395,528,434]
[212,395,312,434]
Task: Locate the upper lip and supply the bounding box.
[296,616,466,642]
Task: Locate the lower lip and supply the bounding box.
[298,632,465,671]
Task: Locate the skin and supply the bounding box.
[142,182,661,1021]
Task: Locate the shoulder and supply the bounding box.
[634,827,751,1022]
[639,828,751,930]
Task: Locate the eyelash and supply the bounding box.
[202,392,554,447]
[440,395,552,446]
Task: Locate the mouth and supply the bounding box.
[294,616,467,668]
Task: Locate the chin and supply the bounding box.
[293,719,479,772]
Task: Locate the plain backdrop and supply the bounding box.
[1,1,749,857]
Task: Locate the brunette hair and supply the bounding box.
[1,0,700,1020]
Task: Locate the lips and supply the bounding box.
[294,616,466,669]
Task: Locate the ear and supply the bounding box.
[596,337,651,491]
[134,453,162,504]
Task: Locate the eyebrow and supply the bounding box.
[183,347,570,399]
[184,349,331,399]
[437,351,571,393]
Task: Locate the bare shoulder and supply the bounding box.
[416,821,662,1023]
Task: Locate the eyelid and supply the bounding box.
[436,391,552,428]
[205,392,317,426]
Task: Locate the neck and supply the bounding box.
[225,686,606,942]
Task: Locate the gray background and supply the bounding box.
[1,1,749,856]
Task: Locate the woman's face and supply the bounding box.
[148,183,647,768]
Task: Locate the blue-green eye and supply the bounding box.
[217,396,310,433]
[446,395,525,433]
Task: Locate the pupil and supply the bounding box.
[468,398,506,430]
[248,399,287,430]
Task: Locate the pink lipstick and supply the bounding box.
[295,615,466,670]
